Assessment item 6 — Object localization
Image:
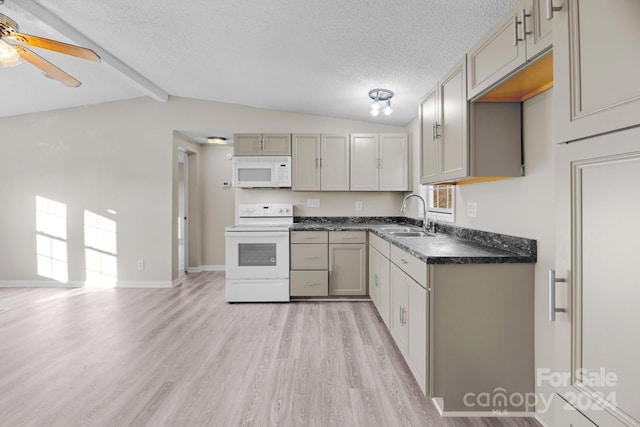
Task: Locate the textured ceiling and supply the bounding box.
[0,0,518,126]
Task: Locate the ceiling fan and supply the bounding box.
[0,12,100,87]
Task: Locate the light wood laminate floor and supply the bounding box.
[0,272,541,426]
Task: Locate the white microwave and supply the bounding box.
[232,156,292,188]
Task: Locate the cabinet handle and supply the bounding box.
[320,158,323,168]
[316,158,320,168]
[513,14,525,46]
[400,258,408,265]
[521,9,532,37]
[375,274,379,287]
[304,256,320,260]
[399,304,403,325]
[548,269,567,322]
[546,0,562,21]
[303,282,319,287]
[433,122,441,139]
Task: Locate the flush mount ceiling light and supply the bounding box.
[369,88,394,116]
[207,136,227,144]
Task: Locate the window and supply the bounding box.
[35,196,69,283]
[421,184,455,222]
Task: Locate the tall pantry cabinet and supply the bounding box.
[550,1,640,426]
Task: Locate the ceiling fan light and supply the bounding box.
[0,39,20,68]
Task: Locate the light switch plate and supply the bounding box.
[355,201,363,211]
[307,199,320,208]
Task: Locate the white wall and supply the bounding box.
[0,95,405,285]
[201,144,235,268]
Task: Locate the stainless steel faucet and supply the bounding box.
[400,193,435,234]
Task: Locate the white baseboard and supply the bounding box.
[431,397,535,418]
[0,280,173,289]
[186,265,225,273]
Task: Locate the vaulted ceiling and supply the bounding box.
[0,0,518,126]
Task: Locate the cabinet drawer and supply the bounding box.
[390,245,427,288]
[369,232,390,258]
[290,271,328,296]
[291,244,328,270]
[290,231,328,244]
[329,230,366,244]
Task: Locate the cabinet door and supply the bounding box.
[420,89,438,184]
[292,134,321,191]
[406,277,428,396]
[524,0,553,60]
[262,134,291,155]
[467,3,526,99]
[554,128,640,426]
[439,57,469,182]
[389,264,407,351]
[321,134,350,191]
[369,246,390,327]
[233,134,262,155]
[379,133,409,191]
[329,244,366,296]
[350,134,379,191]
[553,0,640,143]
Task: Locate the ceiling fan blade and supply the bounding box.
[15,45,81,87]
[8,32,100,62]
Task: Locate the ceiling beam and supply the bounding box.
[16,0,168,102]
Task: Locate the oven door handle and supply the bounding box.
[226,231,290,238]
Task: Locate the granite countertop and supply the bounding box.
[290,218,536,265]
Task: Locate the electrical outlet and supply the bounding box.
[307,199,320,208]
[355,201,363,211]
[137,260,145,270]
[467,202,477,218]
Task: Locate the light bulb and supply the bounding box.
[370,108,380,117]
[0,39,21,68]
[383,100,393,115]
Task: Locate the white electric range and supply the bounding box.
[224,203,292,302]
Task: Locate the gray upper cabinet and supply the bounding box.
[419,89,438,184]
[420,56,523,185]
[419,57,470,184]
[553,0,640,143]
[292,133,350,191]
[291,134,321,191]
[234,133,291,156]
[467,0,552,100]
[350,133,409,191]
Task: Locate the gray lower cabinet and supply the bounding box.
[329,231,367,296]
[368,233,391,327]
[290,230,366,297]
[390,254,428,396]
[290,231,329,297]
[367,232,535,413]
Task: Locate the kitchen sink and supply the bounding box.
[390,231,432,238]
[381,227,415,233]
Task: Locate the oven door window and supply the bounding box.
[238,243,277,266]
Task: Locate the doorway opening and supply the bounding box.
[178,149,188,276]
